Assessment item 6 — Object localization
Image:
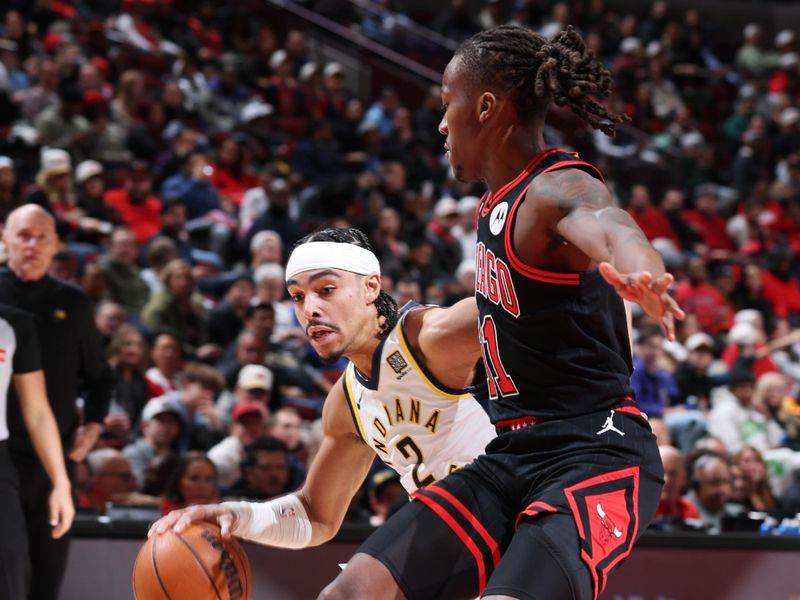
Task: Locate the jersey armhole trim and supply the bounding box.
[503,181,582,285]
[342,370,367,443]
[481,148,562,217]
[396,315,472,400]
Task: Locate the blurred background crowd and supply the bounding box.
[1,0,800,533]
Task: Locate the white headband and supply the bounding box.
[285,242,381,282]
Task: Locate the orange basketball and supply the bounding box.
[132,522,252,600]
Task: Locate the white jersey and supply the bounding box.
[342,303,496,493]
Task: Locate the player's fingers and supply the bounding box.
[663,294,686,320]
[598,262,624,289]
[219,513,234,539]
[149,510,186,537]
[649,273,674,296]
[173,508,203,533]
[662,312,676,342]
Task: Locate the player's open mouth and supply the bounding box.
[307,326,336,343]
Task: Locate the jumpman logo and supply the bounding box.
[596,410,625,436]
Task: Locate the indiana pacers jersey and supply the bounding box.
[342,302,495,493]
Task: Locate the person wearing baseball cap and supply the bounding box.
[123,397,183,488]
[208,400,268,489]
[236,364,274,403]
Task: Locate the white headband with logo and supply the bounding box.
[285,242,381,282]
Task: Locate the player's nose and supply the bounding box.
[438,116,448,136]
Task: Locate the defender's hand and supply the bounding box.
[599,262,685,341]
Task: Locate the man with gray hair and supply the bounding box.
[0,204,112,600]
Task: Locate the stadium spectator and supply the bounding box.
[630,325,681,418]
[123,397,183,489]
[208,400,269,489]
[226,436,293,501]
[684,453,736,532]
[103,324,150,449]
[653,445,700,526]
[99,226,151,314]
[141,259,210,358]
[80,448,138,514]
[160,452,220,514]
[103,162,162,246]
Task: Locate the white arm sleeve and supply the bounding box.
[222,495,313,549]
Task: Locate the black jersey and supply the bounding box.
[474,148,633,424]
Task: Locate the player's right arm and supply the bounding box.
[149,378,376,548]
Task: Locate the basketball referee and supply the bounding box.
[0,303,74,599]
[0,205,112,600]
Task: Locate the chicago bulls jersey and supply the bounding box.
[342,303,495,493]
[474,148,633,424]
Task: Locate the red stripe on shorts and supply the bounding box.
[412,492,488,593]
[425,486,501,569]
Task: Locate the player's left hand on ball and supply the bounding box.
[599,262,685,340]
[149,504,236,539]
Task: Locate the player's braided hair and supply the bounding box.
[293,228,399,337]
[456,25,628,135]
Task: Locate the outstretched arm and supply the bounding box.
[149,380,375,547]
[532,169,684,339]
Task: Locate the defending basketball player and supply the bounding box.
[313,25,685,600]
[150,228,495,551]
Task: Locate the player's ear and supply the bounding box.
[478,92,497,123]
[364,272,381,304]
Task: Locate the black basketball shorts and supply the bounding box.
[358,406,664,600]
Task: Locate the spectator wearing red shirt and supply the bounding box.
[654,445,700,524]
[675,256,734,334]
[682,184,735,256]
[103,163,162,246]
[208,136,259,208]
[760,246,800,319]
[720,316,779,379]
[626,183,681,249]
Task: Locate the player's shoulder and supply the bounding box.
[321,371,356,433]
[525,168,611,221]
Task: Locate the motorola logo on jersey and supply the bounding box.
[489,201,508,236]
[475,242,520,318]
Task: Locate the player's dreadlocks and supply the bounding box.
[455,25,628,136]
[292,228,399,337]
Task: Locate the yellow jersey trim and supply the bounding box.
[343,369,368,441]
[396,316,472,401]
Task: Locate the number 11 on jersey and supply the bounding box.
[479,315,519,400]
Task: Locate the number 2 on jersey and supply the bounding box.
[480,315,519,399]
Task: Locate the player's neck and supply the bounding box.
[347,322,384,378]
[484,125,546,192]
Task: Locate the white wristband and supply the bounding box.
[223,495,312,549]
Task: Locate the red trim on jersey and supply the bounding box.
[411,491,489,593]
[614,405,643,419]
[541,159,606,184]
[481,148,562,217]
[515,500,558,527]
[564,467,640,600]
[426,486,502,569]
[495,415,540,430]
[503,181,582,285]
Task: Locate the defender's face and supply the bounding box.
[287,268,374,363]
[439,56,483,183]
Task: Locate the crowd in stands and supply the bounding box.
[1,0,800,532]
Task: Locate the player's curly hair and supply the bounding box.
[292,228,399,338]
[455,25,628,135]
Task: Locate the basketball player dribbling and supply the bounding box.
[150,228,496,551]
[312,24,685,600]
